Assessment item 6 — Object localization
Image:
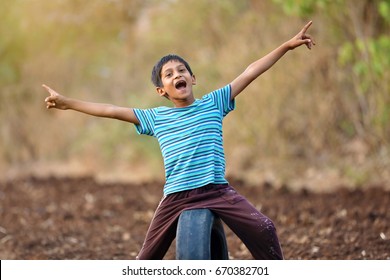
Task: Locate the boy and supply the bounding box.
[43,21,315,259]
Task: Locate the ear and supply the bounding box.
[156,87,169,99]
[192,74,196,85]
[156,87,166,97]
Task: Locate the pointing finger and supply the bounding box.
[42,84,51,92]
[42,84,57,96]
[301,21,313,34]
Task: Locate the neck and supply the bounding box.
[171,96,196,108]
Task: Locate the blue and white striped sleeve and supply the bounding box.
[209,84,236,117]
[133,108,157,136]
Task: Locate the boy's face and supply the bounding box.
[156,60,196,107]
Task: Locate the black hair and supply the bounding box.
[151,54,193,87]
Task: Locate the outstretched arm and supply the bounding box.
[230,21,315,100]
[43,84,140,124]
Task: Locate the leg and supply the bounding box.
[136,197,180,260]
[211,186,284,259]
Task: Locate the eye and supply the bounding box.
[165,73,172,78]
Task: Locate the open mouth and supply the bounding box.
[175,80,187,90]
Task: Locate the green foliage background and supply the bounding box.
[1,0,389,189]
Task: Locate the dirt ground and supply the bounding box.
[0,176,389,260]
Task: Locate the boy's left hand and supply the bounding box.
[287,21,315,50]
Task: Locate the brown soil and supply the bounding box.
[0,176,389,260]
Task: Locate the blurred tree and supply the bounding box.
[0,0,24,85]
[1,0,389,187]
[274,0,390,147]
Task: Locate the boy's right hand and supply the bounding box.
[43,84,68,110]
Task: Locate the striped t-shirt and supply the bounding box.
[133,84,235,195]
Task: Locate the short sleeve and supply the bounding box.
[133,108,157,136]
[207,84,235,117]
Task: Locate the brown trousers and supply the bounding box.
[136,183,284,260]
